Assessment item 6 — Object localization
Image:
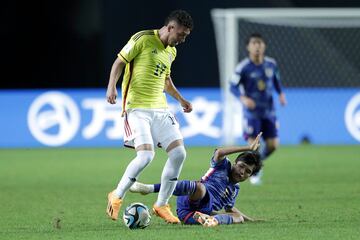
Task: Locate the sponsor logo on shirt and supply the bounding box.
[257,79,266,91]
[265,67,274,78]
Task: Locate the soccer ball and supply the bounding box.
[123,202,151,229]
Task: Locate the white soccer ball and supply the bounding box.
[123,202,151,229]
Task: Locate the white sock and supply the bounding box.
[140,183,155,193]
[114,150,154,198]
[155,145,186,206]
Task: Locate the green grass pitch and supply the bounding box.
[0,145,359,240]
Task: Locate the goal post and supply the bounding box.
[211,8,360,145]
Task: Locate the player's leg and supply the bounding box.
[152,139,185,223]
[244,117,261,145]
[260,117,279,160]
[158,139,187,205]
[112,144,154,197]
[151,111,186,223]
[248,117,279,185]
[187,189,220,227]
[107,110,155,220]
[177,186,214,225]
[263,137,279,158]
[192,194,243,226]
[157,180,205,199]
[130,180,199,197]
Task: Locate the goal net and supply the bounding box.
[211,8,360,145]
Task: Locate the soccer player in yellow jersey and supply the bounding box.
[106,10,194,224]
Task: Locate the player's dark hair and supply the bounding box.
[235,151,262,176]
[246,32,265,45]
[165,10,194,30]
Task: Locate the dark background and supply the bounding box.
[3,0,360,89]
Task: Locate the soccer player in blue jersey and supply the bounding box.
[230,33,287,185]
[130,133,263,227]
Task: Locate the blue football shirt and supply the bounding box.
[230,56,283,118]
[201,156,240,211]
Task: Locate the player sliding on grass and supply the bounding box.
[130,133,263,227]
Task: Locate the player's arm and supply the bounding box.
[106,33,142,105]
[213,132,262,162]
[279,92,287,106]
[210,207,248,224]
[240,96,256,110]
[273,63,287,106]
[164,76,192,113]
[229,72,241,97]
[229,66,256,109]
[106,57,126,104]
[224,207,256,223]
[210,207,261,225]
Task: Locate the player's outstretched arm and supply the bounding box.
[164,76,192,113]
[106,57,126,105]
[224,207,262,223]
[224,207,245,223]
[213,132,262,162]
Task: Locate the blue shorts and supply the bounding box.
[244,116,278,140]
[176,192,213,224]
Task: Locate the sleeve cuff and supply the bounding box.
[118,53,129,63]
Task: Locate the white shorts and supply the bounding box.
[123,109,183,150]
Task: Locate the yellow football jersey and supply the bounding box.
[118,30,177,111]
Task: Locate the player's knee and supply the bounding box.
[177,146,186,162]
[162,146,186,180]
[267,143,277,153]
[190,182,206,201]
[169,145,186,163]
[136,150,155,167]
[266,140,278,153]
[196,182,206,197]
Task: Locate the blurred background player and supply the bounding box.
[230,33,287,185]
[130,133,263,227]
[106,10,194,223]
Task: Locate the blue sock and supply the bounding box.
[260,145,274,161]
[214,214,233,225]
[153,180,196,196]
[154,183,161,193]
[260,147,268,161]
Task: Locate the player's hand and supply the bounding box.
[241,96,256,110]
[279,93,287,106]
[251,218,266,222]
[249,132,262,151]
[106,86,118,104]
[181,99,193,113]
[241,214,254,222]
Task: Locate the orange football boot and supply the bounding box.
[153,204,180,224]
[106,191,123,221]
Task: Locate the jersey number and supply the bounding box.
[168,115,176,125]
